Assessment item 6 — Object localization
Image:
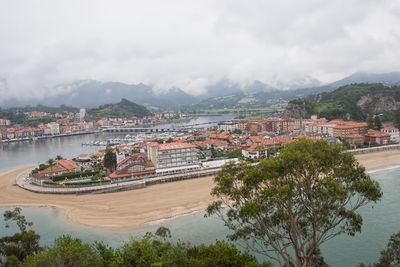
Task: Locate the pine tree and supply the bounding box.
[103,147,117,171]
[366,115,375,129]
[374,116,382,131]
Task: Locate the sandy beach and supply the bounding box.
[0,150,399,229]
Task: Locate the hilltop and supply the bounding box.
[87,98,152,119]
[283,83,400,121]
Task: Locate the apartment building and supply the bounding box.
[217,121,238,132]
[147,142,198,169]
[264,118,294,133]
[381,127,399,143]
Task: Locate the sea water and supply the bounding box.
[1,167,399,266]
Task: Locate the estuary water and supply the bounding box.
[0,114,399,266]
[0,114,235,172]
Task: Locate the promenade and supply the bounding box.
[16,167,221,195]
[347,143,400,154]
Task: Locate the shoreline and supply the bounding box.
[1,150,400,229]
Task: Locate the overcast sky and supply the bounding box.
[1,0,400,100]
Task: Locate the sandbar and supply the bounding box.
[0,150,399,229]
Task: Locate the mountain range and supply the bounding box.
[2,72,400,110]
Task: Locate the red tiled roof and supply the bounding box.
[109,169,155,179]
[158,142,196,151]
[57,159,78,170]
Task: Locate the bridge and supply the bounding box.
[101,122,217,133]
[102,127,183,133]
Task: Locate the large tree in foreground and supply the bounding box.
[207,138,382,267]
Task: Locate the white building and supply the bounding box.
[79,108,86,121]
[48,122,60,135]
[147,142,199,169]
[381,127,399,143]
[242,145,267,159]
[218,121,238,132]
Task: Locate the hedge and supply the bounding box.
[51,170,99,181]
[64,180,111,186]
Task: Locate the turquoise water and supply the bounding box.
[1,167,399,266]
[69,179,92,183]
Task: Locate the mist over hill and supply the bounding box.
[2,72,400,111]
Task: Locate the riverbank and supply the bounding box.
[1,150,399,229]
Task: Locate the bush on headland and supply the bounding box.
[0,208,270,267]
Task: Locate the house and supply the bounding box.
[241,145,267,159]
[31,159,79,182]
[109,154,156,180]
[381,127,399,143]
[247,135,263,145]
[364,129,391,145]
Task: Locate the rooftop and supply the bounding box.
[158,142,196,151]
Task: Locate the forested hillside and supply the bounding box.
[284,83,400,120]
[87,98,152,119]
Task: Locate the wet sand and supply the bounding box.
[0,150,399,229]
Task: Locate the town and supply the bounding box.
[0,109,190,143]
[18,113,400,191]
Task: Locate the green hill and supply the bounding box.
[283,83,400,121]
[87,98,152,119]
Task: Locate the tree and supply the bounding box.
[207,138,382,267]
[374,116,382,131]
[47,158,54,167]
[232,128,242,135]
[375,231,400,267]
[0,208,42,265]
[394,109,400,130]
[103,147,117,171]
[23,228,270,266]
[55,155,63,160]
[22,235,101,267]
[366,115,375,130]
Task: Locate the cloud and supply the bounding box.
[0,0,400,101]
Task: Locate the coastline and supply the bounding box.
[1,150,400,229]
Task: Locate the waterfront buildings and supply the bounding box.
[147,142,199,169]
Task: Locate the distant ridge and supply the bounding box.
[87,98,152,119]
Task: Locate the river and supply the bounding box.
[0,114,399,266]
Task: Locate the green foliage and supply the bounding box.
[375,231,400,267]
[374,116,383,131]
[0,108,58,127]
[207,138,382,266]
[358,231,400,267]
[232,128,242,134]
[0,208,42,265]
[394,109,400,129]
[210,148,242,159]
[23,228,269,267]
[87,98,152,119]
[51,170,99,181]
[367,115,375,129]
[103,147,117,170]
[287,83,400,121]
[23,235,102,267]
